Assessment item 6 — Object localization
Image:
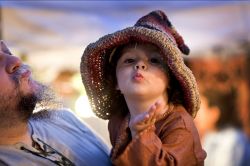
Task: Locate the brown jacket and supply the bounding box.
[108,105,206,166]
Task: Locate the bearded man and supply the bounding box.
[0,41,111,166]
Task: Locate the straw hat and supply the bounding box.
[80,10,200,119]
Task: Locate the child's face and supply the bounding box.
[116,44,169,99]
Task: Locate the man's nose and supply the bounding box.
[6,55,22,74]
[134,61,147,70]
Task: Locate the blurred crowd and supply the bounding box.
[187,40,250,166]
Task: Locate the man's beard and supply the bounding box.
[0,65,61,128]
[18,83,61,121]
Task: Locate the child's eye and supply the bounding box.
[124,58,135,63]
[150,57,161,64]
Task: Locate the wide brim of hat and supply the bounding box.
[80,26,200,119]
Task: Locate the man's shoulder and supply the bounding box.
[30,109,90,131]
[31,108,76,121]
[29,109,111,157]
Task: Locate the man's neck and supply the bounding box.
[0,121,33,146]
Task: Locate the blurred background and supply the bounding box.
[0,1,250,163]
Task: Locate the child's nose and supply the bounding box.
[134,61,147,70]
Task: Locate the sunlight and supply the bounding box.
[75,95,96,118]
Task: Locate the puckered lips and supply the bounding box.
[19,68,38,92]
[132,72,144,82]
[20,69,31,79]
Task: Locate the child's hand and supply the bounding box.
[129,101,161,138]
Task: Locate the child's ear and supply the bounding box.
[116,84,123,94]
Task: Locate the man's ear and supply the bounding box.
[210,106,221,124]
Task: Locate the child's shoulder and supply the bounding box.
[173,104,193,120]
[157,104,195,131]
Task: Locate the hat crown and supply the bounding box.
[135,10,190,55]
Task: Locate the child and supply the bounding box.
[81,10,206,165]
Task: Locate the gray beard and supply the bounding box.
[0,81,62,128]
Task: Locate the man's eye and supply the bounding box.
[150,58,161,64]
[124,58,135,63]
